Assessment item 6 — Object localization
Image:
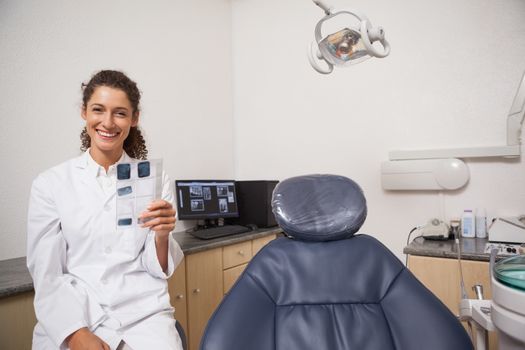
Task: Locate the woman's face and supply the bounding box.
[81,86,138,157]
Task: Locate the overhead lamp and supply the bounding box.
[308,0,391,74]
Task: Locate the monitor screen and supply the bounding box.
[175,180,240,220]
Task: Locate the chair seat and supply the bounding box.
[201,234,473,350]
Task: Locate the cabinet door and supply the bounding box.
[0,292,37,350]
[168,259,188,337]
[408,256,492,313]
[186,248,223,350]
[408,255,498,349]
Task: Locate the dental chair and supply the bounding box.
[200,174,473,350]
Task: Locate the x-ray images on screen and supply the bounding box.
[175,180,239,220]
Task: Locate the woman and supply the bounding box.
[27,70,184,350]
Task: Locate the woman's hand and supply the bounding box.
[140,200,176,273]
[67,328,109,350]
[139,199,176,237]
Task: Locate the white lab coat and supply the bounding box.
[27,151,184,350]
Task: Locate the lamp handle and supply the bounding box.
[360,21,391,58]
[308,42,333,74]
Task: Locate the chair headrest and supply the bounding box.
[271,174,367,241]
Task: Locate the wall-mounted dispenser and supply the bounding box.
[381,158,469,190]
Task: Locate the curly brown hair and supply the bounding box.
[80,70,148,160]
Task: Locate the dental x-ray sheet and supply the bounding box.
[116,159,163,229]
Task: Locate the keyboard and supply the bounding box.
[190,225,252,240]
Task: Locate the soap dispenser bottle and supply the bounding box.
[475,208,487,238]
[461,209,475,238]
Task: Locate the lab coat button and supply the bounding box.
[104,205,111,211]
[101,278,108,285]
[105,247,112,254]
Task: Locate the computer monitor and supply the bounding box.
[175,180,240,220]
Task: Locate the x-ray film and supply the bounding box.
[117,163,131,180]
[116,159,163,229]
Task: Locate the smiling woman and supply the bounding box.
[80,70,147,165]
[26,70,184,350]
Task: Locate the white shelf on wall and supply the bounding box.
[389,145,521,161]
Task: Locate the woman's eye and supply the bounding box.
[92,107,103,113]
[116,112,127,117]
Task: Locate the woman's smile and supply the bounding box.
[96,129,120,140]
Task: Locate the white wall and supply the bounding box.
[0,0,233,260]
[232,0,525,260]
[2,0,525,262]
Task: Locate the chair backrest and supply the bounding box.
[200,174,473,350]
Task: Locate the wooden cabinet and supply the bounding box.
[408,255,498,349]
[0,292,37,350]
[168,259,188,337]
[186,248,223,350]
[222,241,252,296]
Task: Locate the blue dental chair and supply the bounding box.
[200,175,473,350]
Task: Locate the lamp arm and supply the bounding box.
[312,0,332,15]
[507,113,525,146]
[507,71,525,146]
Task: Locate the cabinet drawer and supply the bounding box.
[252,234,276,256]
[223,241,252,269]
[223,263,248,294]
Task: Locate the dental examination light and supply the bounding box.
[308,0,390,74]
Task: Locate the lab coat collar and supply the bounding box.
[75,149,132,176]
[75,149,133,205]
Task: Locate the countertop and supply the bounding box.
[404,236,494,262]
[0,226,282,299]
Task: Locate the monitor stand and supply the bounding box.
[186,219,220,233]
[187,218,221,231]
